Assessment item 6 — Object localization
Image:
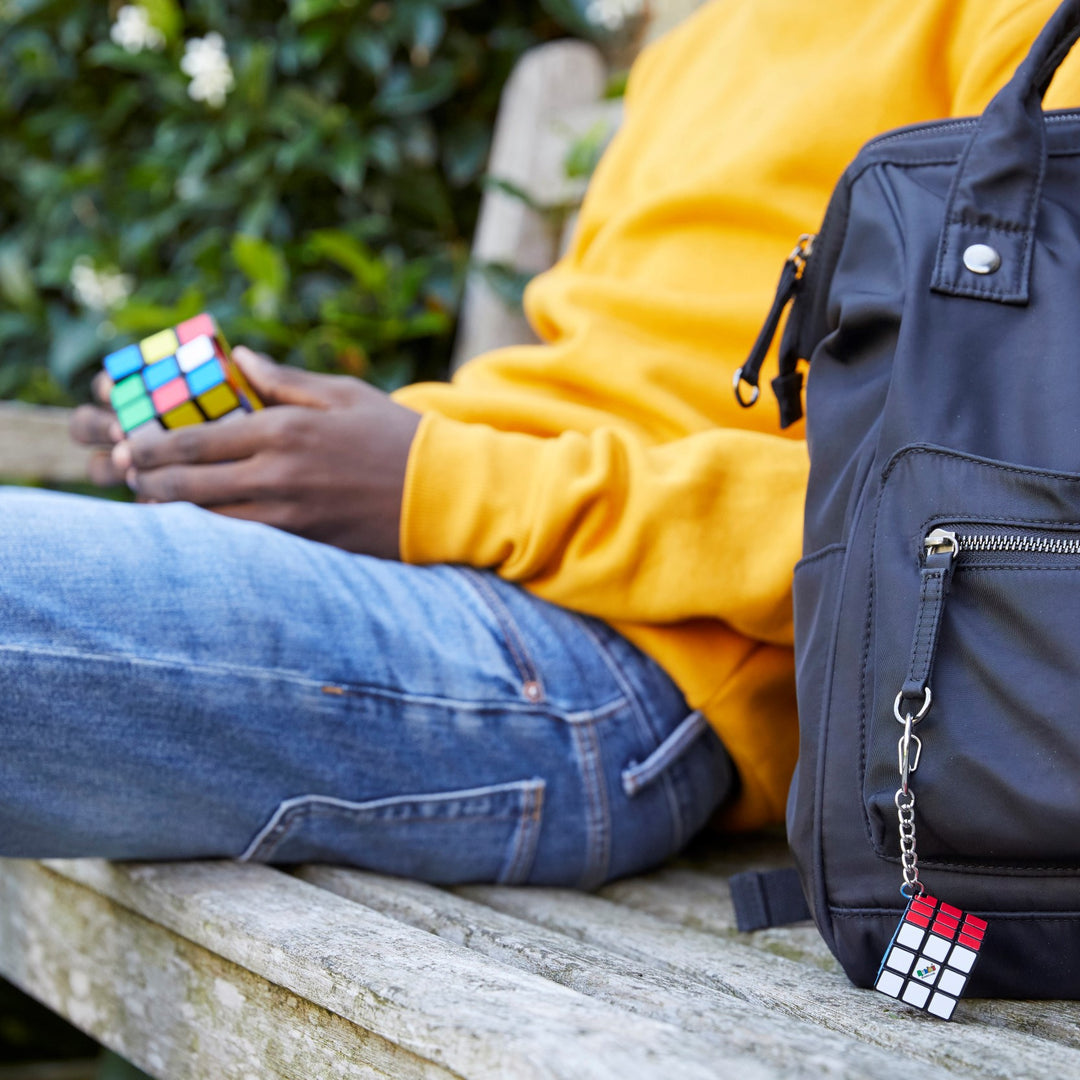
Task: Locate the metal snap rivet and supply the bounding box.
[962,243,1001,275]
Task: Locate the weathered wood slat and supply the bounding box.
[459,884,1080,1079]
[297,865,955,1079]
[0,862,449,1080]
[39,859,772,1080]
[0,403,89,483]
[596,859,1080,1041]
[597,864,839,970]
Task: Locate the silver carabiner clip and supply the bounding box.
[897,712,923,795]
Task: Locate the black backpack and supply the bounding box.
[731,0,1080,1014]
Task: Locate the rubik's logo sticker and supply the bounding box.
[874,894,986,1020]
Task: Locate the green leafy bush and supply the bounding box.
[0,0,620,402]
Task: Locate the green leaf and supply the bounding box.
[0,311,33,345]
[538,0,595,37]
[346,29,391,77]
[563,119,612,180]
[474,260,534,312]
[139,0,182,44]
[373,61,457,116]
[0,243,37,309]
[288,0,350,25]
[441,119,488,187]
[110,289,206,336]
[304,229,388,292]
[236,40,275,110]
[46,307,107,388]
[330,139,368,195]
[402,3,446,55]
[232,234,289,294]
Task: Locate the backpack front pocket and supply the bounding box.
[863,447,1080,870]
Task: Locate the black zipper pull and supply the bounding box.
[733,234,814,416]
[896,528,960,723]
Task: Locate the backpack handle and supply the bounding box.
[931,0,1080,303]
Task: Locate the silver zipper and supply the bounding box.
[925,527,1080,558]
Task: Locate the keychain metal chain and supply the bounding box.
[873,688,987,1020]
[894,690,927,898]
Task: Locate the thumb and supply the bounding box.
[232,346,359,409]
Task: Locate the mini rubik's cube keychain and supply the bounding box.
[103,313,262,434]
[873,691,987,1020]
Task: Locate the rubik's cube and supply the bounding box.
[104,313,262,434]
[875,894,987,1020]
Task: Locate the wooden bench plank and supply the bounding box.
[596,858,1080,1043]
[0,861,450,1080]
[459,884,1080,1079]
[0,403,90,483]
[598,865,838,970]
[39,859,773,1080]
[297,865,946,1079]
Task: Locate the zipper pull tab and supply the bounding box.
[896,528,960,719]
[733,233,815,410]
[924,529,959,558]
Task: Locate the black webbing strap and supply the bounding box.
[729,868,812,931]
[899,549,955,707]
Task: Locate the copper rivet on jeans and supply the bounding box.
[523,680,542,702]
[962,243,1001,275]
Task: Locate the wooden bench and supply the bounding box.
[0,37,1078,1080]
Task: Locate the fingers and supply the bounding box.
[91,370,114,406]
[126,459,257,506]
[233,346,364,410]
[112,411,272,474]
[70,404,122,447]
[87,450,125,487]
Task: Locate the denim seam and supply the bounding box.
[238,781,543,863]
[0,642,343,694]
[572,619,685,847]
[621,710,709,798]
[571,718,612,889]
[322,683,627,720]
[498,779,546,884]
[454,568,544,699]
[0,642,615,718]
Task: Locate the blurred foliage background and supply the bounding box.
[0,0,637,408]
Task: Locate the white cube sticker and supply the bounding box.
[927,992,957,1020]
[886,947,915,974]
[902,982,931,1008]
[922,934,951,962]
[176,335,216,372]
[896,923,925,950]
[949,945,977,973]
[875,971,904,998]
[937,969,966,997]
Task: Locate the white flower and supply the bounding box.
[585,0,644,32]
[110,6,165,54]
[70,257,134,312]
[180,32,235,108]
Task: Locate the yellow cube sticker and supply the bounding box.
[198,382,240,419]
[140,328,180,364]
[161,401,204,429]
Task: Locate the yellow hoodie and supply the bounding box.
[394,0,1080,829]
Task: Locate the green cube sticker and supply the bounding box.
[111,375,147,411]
[116,396,157,433]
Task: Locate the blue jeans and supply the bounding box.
[0,489,735,887]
